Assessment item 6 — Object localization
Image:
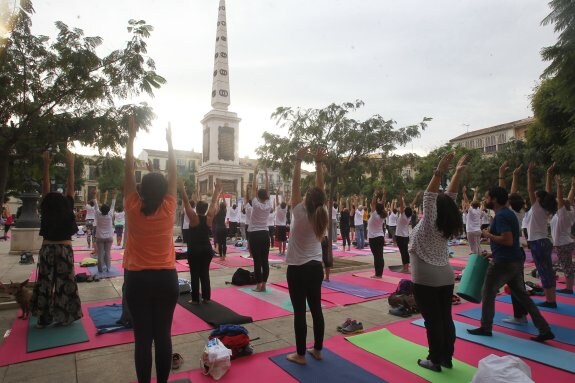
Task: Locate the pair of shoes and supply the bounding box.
[337,318,353,331]
[557,288,574,294]
[531,330,555,342]
[341,321,364,334]
[451,295,461,305]
[467,327,492,336]
[537,301,557,309]
[417,359,441,372]
[502,316,528,325]
[172,353,184,370]
[389,306,412,318]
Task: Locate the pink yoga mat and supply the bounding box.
[211,256,253,267]
[211,287,294,321]
[0,299,212,367]
[73,251,123,263]
[175,260,222,272]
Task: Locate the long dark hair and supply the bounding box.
[404,206,413,218]
[536,190,558,215]
[140,172,168,216]
[304,187,329,240]
[436,194,463,239]
[257,188,269,201]
[375,203,387,219]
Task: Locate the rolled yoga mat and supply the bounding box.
[177,295,252,326]
[457,253,489,303]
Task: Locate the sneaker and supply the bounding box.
[537,301,557,309]
[502,316,528,325]
[557,288,574,295]
[531,330,555,342]
[417,359,441,372]
[389,306,412,318]
[466,327,492,336]
[341,321,364,334]
[337,318,353,332]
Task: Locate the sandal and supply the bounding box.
[172,353,184,370]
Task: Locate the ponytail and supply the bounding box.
[311,205,329,241]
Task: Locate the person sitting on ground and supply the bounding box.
[467,186,555,342]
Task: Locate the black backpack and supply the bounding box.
[231,268,255,286]
[19,252,34,265]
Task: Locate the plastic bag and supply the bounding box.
[201,338,232,380]
[471,354,534,383]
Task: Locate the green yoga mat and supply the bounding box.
[27,317,89,352]
[346,329,476,383]
[239,286,298,312]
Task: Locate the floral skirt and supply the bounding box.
[31,244,83,325]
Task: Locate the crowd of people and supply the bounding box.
[18,113,573,381]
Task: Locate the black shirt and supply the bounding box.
[39,195,78,241]
[340,211,350,230]
[188,215,213,255]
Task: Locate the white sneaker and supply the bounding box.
[502,316,528,325]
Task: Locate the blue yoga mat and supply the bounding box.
[87,265,122,278]
[412,319,575,373]
[270,348,386,383]
[322,280,387,299]
[457,307,575,346]
[497,295,575,317]
[88,304,130,334]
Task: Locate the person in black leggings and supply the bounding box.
[214,202,228,258]
[180,182,221,304]
[286,147,329,365]
[396,191,419,273]
[339,198,351,251]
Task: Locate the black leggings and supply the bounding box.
[396,235,410,265]
[369,236,385,276]
[340,226,351,247]
[216,227,227,257]
[188,251,213,302]
[287,261,324,355]
[249,230,270,283]
[125,269,179,383]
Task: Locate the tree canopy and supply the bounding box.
[0,0,163,200]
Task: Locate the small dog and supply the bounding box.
[0,279,32,319]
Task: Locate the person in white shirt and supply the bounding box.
[267,202,276,249]
[228,204,240,239]
[85,199,96,249]
[396,191,419,273]
[527,161,559,308]
[331,202,338,243]
[285,147,329,366]
[275,192,288,255]
[352,196,365,249]
[367,190,387,278]
[114,206,126,247]
[239,204,247,243]
[551,175,575,294]
[94,189,117,274]
[463,186,483,255]
[248,168,273,292]
[387,204,398,245]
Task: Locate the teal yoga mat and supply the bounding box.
[497,295,575,317]
[27,317,89,352]
[412,319,575,373]
[239,286,298,312]
[270,348,386,383]
[457,307,575,346]
[456,253,488,303]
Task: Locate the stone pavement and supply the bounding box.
[0,236,493,383]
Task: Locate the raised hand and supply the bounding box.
[499,160,509,175]
[437,152,455,173]
[555,174,561,185]
[513,164,523,176]
[455,154,470,172]
[146,159,153,172]
[295,147,308,161]
[547,162,556,175]
[528,161,536,173]
[314,146,327,162]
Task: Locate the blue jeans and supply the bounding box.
[355,225,365,248]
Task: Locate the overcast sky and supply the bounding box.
[30,0,556,158]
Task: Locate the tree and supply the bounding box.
[0,0,164,201]
[257,100,429,248]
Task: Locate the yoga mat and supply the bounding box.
[177,294,252,326]
[175,259,222,271]
[457,253,489,303]
[457,307,575,346]
[353,270,405,285]
[346,328,476,383]
[211,255,253,267]
[412,319,575,373]
[74,251,123,263]
[0,299,211,367]
[388,265,410,272]
[86,264,123,278]
[239,286,297,312]
[241,254,284,263]
[270,348,385,383]
[27,316,89,352]
[497,295,575,317]
[211,287,294,321]
[88,304,129,334]
[322,280,387,299]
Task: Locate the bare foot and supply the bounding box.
[286,353,306,365]
[370,275,382,279]
[307,348,322,360]
[188,300,200,305]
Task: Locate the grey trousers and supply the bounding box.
[467,231,482,255]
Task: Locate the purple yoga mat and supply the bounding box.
[322,280,387,299]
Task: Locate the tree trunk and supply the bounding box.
[0,150,10,204]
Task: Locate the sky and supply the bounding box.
[26,0,556,158]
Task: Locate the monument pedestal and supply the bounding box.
[9,228,43,255]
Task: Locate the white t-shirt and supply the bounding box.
[396,212,411,237]
[245,204,253,226]
[527,201,550,241]
[367,213,385,238]
[550,207,575,246]
[354,209,364,226]
[462,212,467,224]
[114,211,126,226]
[481,210,491,225]
[275,206,287,226]
[248,198,272,232]
[387,212,398,226]
[239,211,246,224]
[466,207,482,232]
[228,207,240,223]
[95,200,116,239]
[332,207,338,222]
[85,204,95,220]
[182,210,190,230]
[286,203,322,265]
[267,211,276,227]
[522,210,531,230]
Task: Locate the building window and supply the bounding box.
[188,160,196,171]
[88,166,97,181]
[498,133,507,144]
[485,145,497,153]
[153,158,160,170]
[135,171,142,183]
